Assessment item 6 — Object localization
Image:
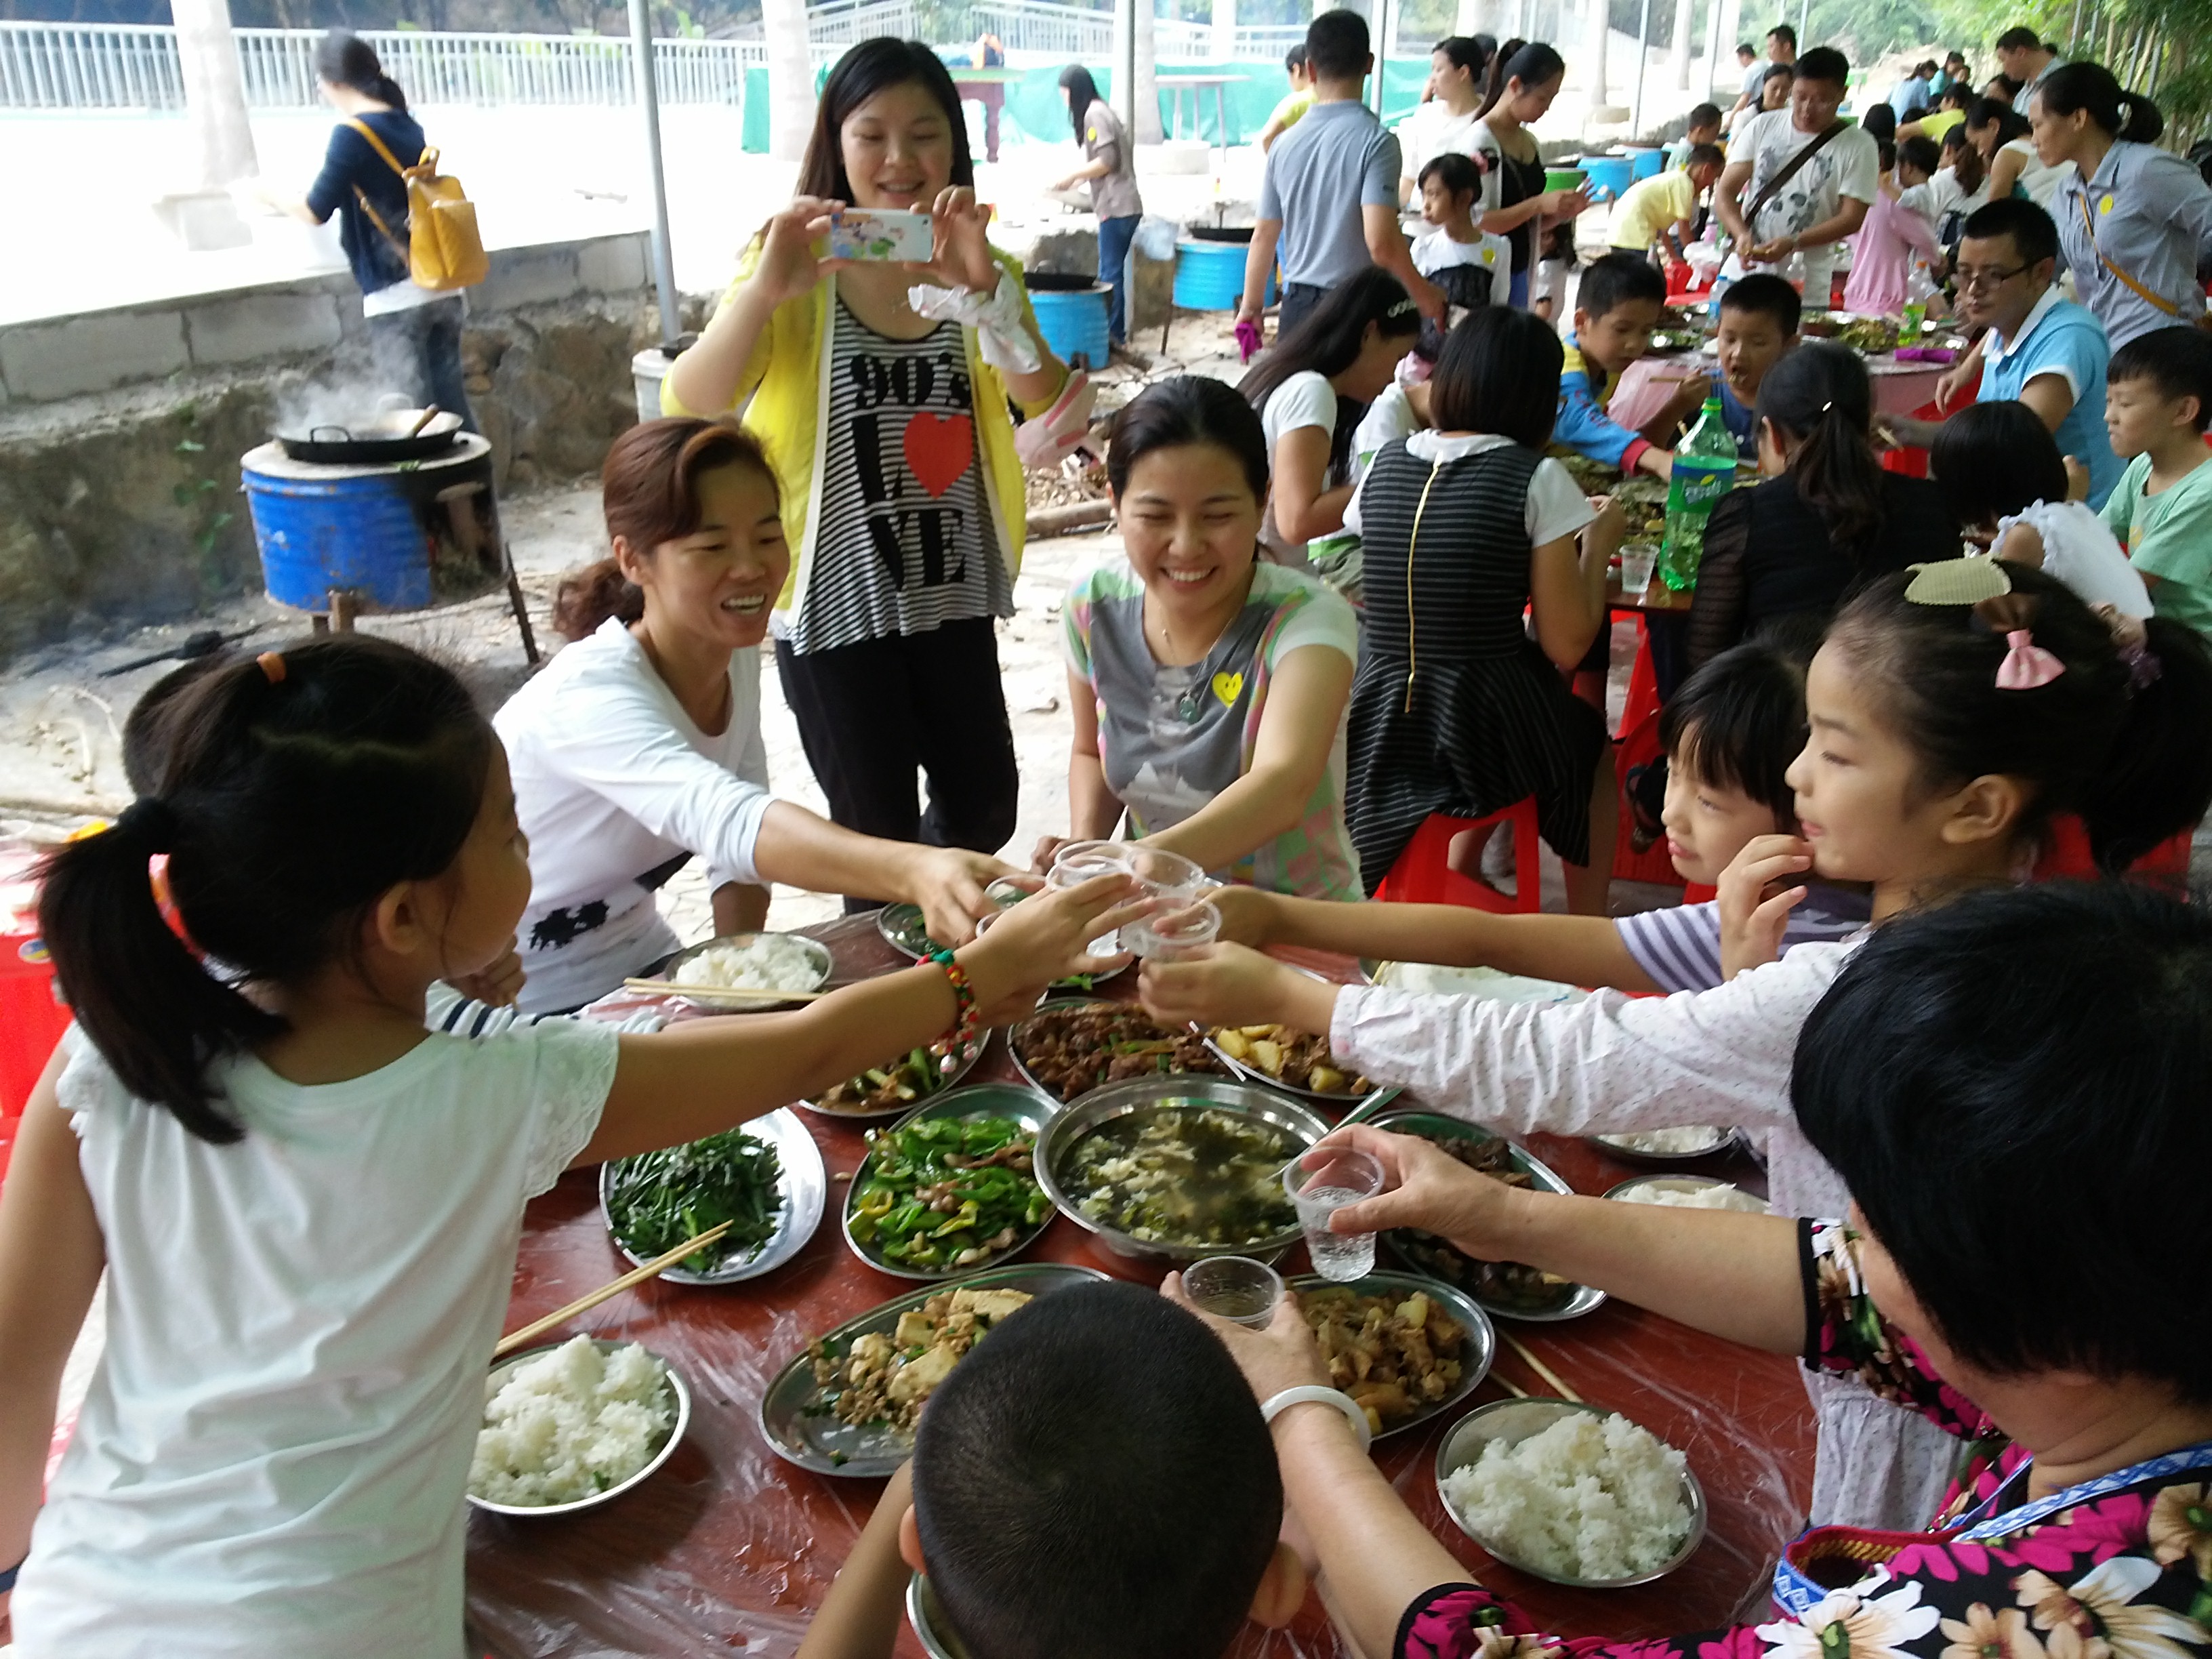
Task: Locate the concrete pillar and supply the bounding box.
[171,0,258,189]
[762,0,813,163]
[1584,0,1610,107]
[1702,0,1725,96]
[1670,0,1694,89]
[1133,0,1162,143]
[1212,0,1237,66]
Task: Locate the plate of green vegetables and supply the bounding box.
[802,1033,989,1124]
[842,1084,1057,1279]
[598,1107,827,1286]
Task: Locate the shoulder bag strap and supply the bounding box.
[1744,121,1847,225]
[344,116,411,180]
[342,117,413,260]
[2074,190,2186,318]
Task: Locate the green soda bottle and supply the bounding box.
[1658,395,1738,591]
[1901,260,1935,341]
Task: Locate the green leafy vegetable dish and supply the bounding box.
[605,1128,783,1273]
[848,1116,1050,1273]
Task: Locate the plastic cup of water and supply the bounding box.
[1124,846,1206,898]
[1122,900,1221,962]
[1182,1255,1284,1329]
[1618,542,1658,596]
[1285,1147,1385,1282]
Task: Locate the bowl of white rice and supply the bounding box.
[1605,1174,1768,1212]
[468,1335,691,1517]
[1586,1126,1739,1162]
[663,932,834,1007]
[1435,1399,1705,1587]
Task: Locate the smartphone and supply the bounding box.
[827,209,935,263]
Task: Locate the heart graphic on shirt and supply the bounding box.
[903,412,975,498]
[1212,670,1245,707]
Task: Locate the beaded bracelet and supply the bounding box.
[924,949,981,1075]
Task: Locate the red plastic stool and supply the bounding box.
[1374,802,1544,914]
[1879,398,1946,479]
[2032,813,2197,893]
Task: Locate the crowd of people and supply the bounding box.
[3,14,2212,1659]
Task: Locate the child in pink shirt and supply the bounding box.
[1842,136,1942,314]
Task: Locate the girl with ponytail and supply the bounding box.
[2033,60,2212,346]
[1687,341,1959,670]
[1468,41,1586,305]
[0,635,1139,1653]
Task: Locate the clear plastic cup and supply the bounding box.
[1618,542,1658,596]
[1182,1255,1284,1329]
[1285,1147,1385,1282]
[1124,846,1206,897]
[1122,901,1221,961]
[1046,840,1134,887]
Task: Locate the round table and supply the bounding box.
[464,917,1817,1656]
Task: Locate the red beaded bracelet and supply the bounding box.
[925,949,981,1074]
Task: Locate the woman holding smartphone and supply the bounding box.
[663,37,1069,905]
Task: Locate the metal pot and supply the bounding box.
[275,409,465,465]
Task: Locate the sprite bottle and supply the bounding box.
[1901,260,1936,341]
[1658,396,1738,591]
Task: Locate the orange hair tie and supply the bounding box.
[257,651,287,684]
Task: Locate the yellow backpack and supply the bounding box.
[344,117,489,292]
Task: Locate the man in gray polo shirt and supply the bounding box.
[1237,9,1442,342]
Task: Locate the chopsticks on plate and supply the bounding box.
[493,1220,733,1359]
[1484,1370,1530,1400]
[1500,1332,1584,1404]
[621,978,828,1004]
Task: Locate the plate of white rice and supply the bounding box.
[663,932,834,1006]
[1605,1174,1768,1213]
[1587,1126,1738,1162]
[1435,1399,1704,1587]
[468,1336,691,1517]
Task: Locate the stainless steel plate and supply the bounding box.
[1603,1172,1766,1211]
[467,1339,692,1517]
[841,1083,1059,1281]
[1006,997,1232,1104]
[598,1108,827,1286]
[1369,1109,1606,1323]
[907,1574,970,1659]
[800,1029,991,1124]
[758,1263,1111,1477]
[1434,1397,1707,1587]
[1035,1075,1331,1264]
[656,931,834,1011]
[1285,1270,1495,1439]
[1586,1126,1742,1163]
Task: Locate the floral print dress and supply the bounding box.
[1398,1224,2212,1659]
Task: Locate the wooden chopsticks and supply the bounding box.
[1500,1332,1584,1404]
[493,1220,733,1359]
[621,978,827,1004]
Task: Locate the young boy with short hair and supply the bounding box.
[1258,43,1313,151]
[1557,251,1688,480]
[2100,325,2212,644]
[790,1282,1306,1659]
[1412,152,1511,307]
[1608,144,1725,268]
[1667,104,1724,169]
[1710,272,1801,449]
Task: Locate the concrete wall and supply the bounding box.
[0,232,659,665]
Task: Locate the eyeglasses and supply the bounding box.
[1953,263,2028,291]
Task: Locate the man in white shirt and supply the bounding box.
[1714,46,1879,301]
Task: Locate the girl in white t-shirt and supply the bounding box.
[0,636,1136,1658]
[1237,269,1422,568]
[1141,562,2212,1535]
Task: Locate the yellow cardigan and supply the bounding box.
[661,241,1061,615]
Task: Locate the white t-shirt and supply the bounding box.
[1344,430,1597,547]
[2003,136,2075,211]
[1258,370,1340,567]
[1352,382,1422,483]
[1906,165,1991,239]
[12,1020,619,1658]
[1402,104,1484,181]
[1732,109,1882,288]
[1998,501,2153,617]
[495,618,773,1014]
[1411,226,1513,305]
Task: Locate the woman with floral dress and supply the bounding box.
[1167,880,2212,1659]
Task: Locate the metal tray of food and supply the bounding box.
[1285,1270,1495,1440]
[876,897,1129,991]
[1585,1126,1742,1163]
[596,1107,827,1286]
[800,1029,991,1124]
[1368,1109,1606,1322]
[842,1083,1060,1281]
[1034,1074,1330,1264]
[758,1263,1111,1477]
[1006,997,1232,1104]
[656,930,835,1012]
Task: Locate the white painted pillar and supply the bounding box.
[171,0,258,188]
[1212,0,1237,67]
[762,0,813,163]
[1670,0,1694,89]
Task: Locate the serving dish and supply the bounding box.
[467,1338,692,1517]
[656,930,834,1011]
[799,1030,990,1124]
[1603,1172,1766,1211]
[1586,1125,1741,1163]
[878,896,1129,989]
[841,1083,1059,1280]
[1286,1270,1495,1439]
[597,1107,826,1286]
[1006,998,1229,1103]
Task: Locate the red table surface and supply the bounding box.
[466,919,1815,1658]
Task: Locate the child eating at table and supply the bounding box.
[1143,560,2212,1534]
[1557,251,1696,480]
[0,636,1140,1656]
[2100,325,2212,644]
[1412,152,1511,309]
[1711,271,1801,449]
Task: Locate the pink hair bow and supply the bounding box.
[1996,629,2065,690]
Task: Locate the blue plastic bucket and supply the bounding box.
[1173,239,1275,310]
[1628,146,1665,180]
[242,435,503,614]
[1027,282,1111,370]
[1582,155,1634,201]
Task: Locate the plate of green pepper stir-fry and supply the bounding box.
[598,1108,827,1286]
[842,1085,1057,1279]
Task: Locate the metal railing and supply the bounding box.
[970,0,1114,57]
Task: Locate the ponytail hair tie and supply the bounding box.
[257,651,287,684]
[1996,628,2066,690]
[1820,400,1834,413]
[114,797,178,853]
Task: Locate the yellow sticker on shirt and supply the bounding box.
[1212,670,1245,707]
[2100,193,2115,214]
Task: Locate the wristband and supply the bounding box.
[0,1553,24,1593]
[924,949,982,1074]
[1260,1385,1374,1454]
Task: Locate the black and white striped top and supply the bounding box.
[790,300,1012,655]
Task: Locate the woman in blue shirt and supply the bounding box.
[255,33,474,430]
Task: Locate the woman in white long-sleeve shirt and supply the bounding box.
[1141,560,2212,1532]
[495,419,1020,1014]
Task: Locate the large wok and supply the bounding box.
[274,407,465,465]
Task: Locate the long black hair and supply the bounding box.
[1476,38,1564,119]
[39,638,495,1143]
[1237,269,1420,473]
[1106,375,1270,504]
[315,30,406,112]
[1058,64,1103,143]
[2033,60,2164,144]
[797,38,974,203]
[1756,342,1888,552]
[1927,400,2070,530]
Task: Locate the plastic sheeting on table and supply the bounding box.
[466,918,1814,1657]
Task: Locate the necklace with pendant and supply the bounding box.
[1151,610,1207,723]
